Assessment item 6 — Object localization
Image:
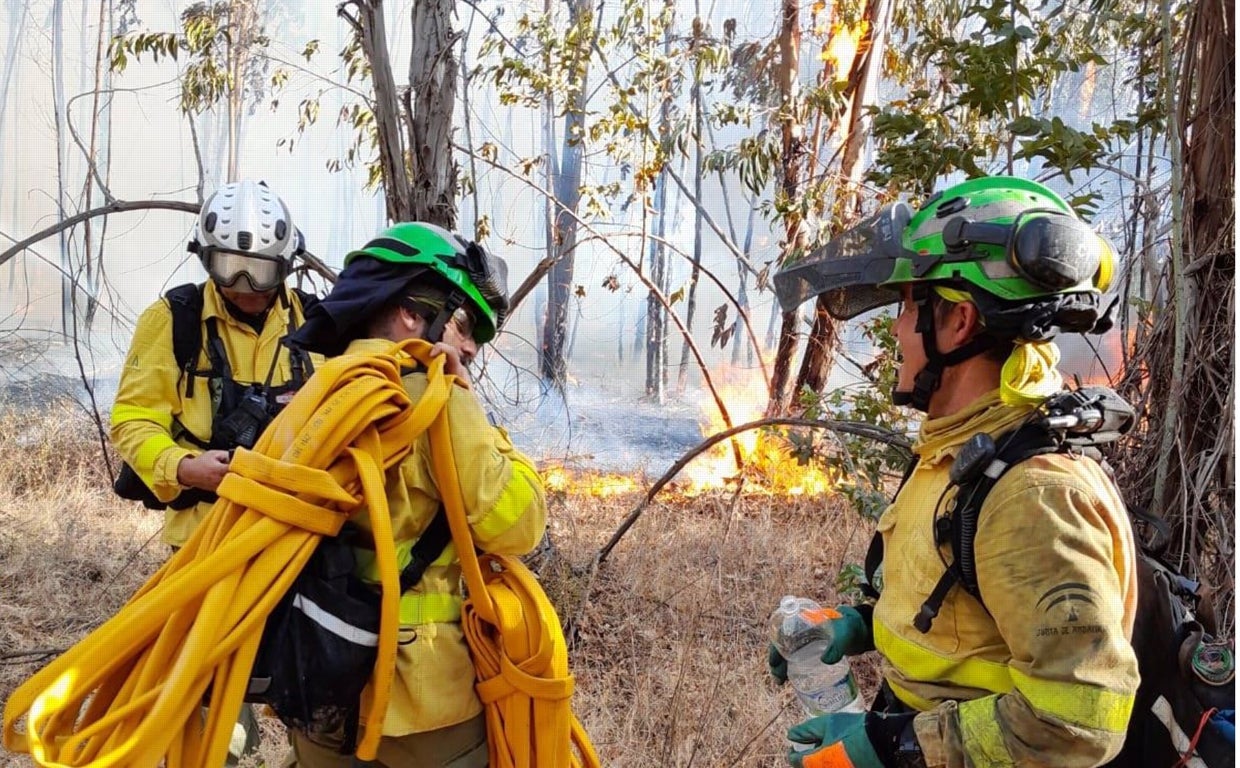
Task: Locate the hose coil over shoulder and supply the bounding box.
[3,339,598,768]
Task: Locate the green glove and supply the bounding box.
[819,605,873,665]
[769,605,873,685]
[785,711,915,768]
[768,643,789,684]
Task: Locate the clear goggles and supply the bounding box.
[203,249,288,293]
[402,298,477,340]
[447,305,478,339]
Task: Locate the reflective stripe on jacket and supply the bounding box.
[342,338,548,736]
[872,390,1140,768]
[109,282,317,546]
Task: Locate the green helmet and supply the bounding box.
[774,176,1115,340]
[886,176,1113,303]
[345,222,510,343]
[773,176,1118,412]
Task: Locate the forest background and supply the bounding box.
[0,0,1232,765]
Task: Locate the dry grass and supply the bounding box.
[0,404,879,768]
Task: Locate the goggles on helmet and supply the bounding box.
[203,248,288,293]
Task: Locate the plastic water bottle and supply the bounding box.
[770,595,865,716]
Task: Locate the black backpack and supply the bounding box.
[112,283,318,510]
[863,387,1236,767]
[244,511,451,754]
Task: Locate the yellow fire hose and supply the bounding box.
[3,338,598,768]
[3,341,445,766]
[431,415,601,768]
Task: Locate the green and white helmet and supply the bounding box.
[345,222,510,344]
[773,176,1117,410]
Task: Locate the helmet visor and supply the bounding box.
[773,202,913,319]
[204,249,286,292]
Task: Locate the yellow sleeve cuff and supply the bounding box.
[151,443,194,500]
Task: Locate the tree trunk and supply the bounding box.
[1119,0,1235,633]
[79,0,113,330]
[676,7,704,393]
[793,0,893,396]
[458,13,479,237]
[52,0,76,339]
[539,0,556,376]
[646,172,670,402]
[766,0,807,415]
[409,0,458,228]
[735,199,758,367]
[1,2,30,263]
[347,0,412,222]
[540,0,593,387]
[646,3,677,402]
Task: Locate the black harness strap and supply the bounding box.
[913,425,1076,632]
[893,290,998,412]
[398,510,452,593]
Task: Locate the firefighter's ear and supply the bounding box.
[394,303,428,339]
[936,298,983,352]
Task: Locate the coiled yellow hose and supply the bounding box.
[430,417,601,768]
[4,337,599,768]
[3,340,450,767]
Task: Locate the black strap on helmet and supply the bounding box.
[892,287,998,412]
[424,291,466,345]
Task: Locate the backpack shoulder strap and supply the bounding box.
[912,424,1064,633]
[281,287,317,385]
[398,509,452,593]
[165,283,206,397]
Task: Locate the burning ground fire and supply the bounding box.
[543,367,840,499]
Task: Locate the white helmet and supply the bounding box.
[191,180,297,292]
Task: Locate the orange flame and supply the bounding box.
[543,466,642,498]
[682,366,840,497]
[540,368,840,500]
[819,20,867,82]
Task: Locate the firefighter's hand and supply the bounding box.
[431,342,471,383]
[820,605,874,664]
[176,450,231,491]
[786,712,916,768]
[768,644,789,685]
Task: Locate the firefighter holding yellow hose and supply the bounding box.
[282,222,548,767]
[109,179,321,764]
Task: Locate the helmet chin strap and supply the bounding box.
[424,291,466,344]
[892,291,998,412]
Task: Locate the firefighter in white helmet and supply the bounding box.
[109,179,323,763]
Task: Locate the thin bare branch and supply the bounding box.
[0,200,337,283]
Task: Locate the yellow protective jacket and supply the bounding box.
[342,338,548,736]
[109,281,318,546]
[872,390,1140,768]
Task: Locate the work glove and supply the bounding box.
[785,711,917,768]
[817,605,873,663]
[768,643,790,684]
[768,605,874,685]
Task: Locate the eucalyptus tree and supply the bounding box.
[109,0,287,191]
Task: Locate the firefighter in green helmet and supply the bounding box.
[285,222,546,767]
[769,176,1140,767]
